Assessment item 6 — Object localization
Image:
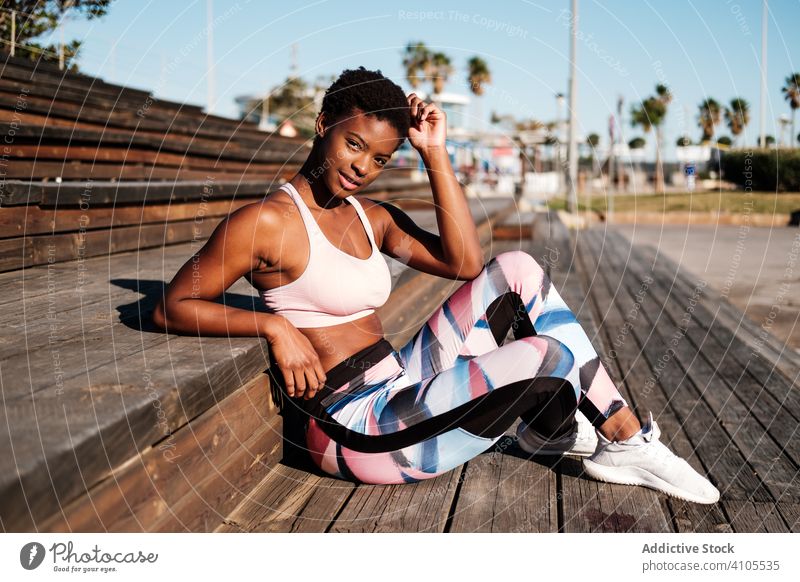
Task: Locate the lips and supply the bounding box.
[338,170,362,190]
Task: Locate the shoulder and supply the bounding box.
[220,191,284,235]
[217,189,296,263]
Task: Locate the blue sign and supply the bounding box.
[685,163,696,176]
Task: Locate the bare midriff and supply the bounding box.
[297,314,386,374]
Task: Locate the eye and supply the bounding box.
[347,139,361,150]
[375,158,387,166]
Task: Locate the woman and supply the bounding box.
[153,67,719,504]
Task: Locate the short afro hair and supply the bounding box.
[317,66,410,147]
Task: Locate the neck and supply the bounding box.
[297,150,347,210]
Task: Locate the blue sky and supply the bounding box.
[52,0,799,161]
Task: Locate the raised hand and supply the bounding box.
[407,93,447,154]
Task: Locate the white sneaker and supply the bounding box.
[582,412,720,504]
[516,410,598,457]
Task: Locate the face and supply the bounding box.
[314,108,403,196]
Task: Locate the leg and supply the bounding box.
[306,333,583,484]
[396,250,633,432]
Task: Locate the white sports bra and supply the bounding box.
[260,182,392,328]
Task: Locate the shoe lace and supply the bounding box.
[640,433,678,463]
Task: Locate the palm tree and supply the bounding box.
[631,88,669,193]
[724,97,750,147]
[402,42,432,89]
[628,137,646,149]
[655,84,672,192]
[467,56,491,133]
[628,136,646,187]
[585,133,601,180]
[698,98,722,142]
[466,56,491,95]
[782,73,800,148]
[430,52,453,95]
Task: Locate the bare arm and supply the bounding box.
[420,146,483,276]
[376,93,483,280]
[152,201,328,400]
[151,203,282,339]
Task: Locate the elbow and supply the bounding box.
[151,299,168,330]
[455,258,485,280]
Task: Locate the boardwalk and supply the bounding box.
[216,216,800,533]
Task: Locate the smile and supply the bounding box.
[338,171,362,190]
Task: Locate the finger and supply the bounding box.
[306,363,327,399]
[409,97,423,118]
[304,369,320,399]
[409,100,419,121]
[419,103,436,122]
[293,368,307,397]
[314,360,328,387]
[282,368,295,397]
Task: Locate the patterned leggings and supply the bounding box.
[295,250,628,484]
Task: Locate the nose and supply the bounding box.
[352,155,368,177]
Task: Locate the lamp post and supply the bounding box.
[759,0,768,148]
[566,0,579,215]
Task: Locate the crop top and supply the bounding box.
[260,181,393,328]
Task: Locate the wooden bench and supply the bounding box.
[0,195,517,532]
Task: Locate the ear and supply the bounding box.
[315,111,327,139]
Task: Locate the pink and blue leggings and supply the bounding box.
[283,250,628,484]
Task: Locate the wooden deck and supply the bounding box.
[3,205,798,533]
[215,213,800,533]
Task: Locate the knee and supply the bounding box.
[529,333,576,370]
[493,250,544,284]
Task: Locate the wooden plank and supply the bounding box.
[7,144,279,169]
[724,500,790,532]
[583,229,767,509]
[567,239,671,532]
[0,179,272,207]
[449,436,560,533]
[37,372,282,532]
[527,213,671,532]
[592,228,794,527]
[0,120,308,165]
[528,212,607,532]
[328,469,462,533]
[3,160,280,181]
[601,230,800,505]
[0,175,424,208]
[575,228,731,531]
[633,239,800,432]
[0,329,270,531]
[0,215,221,272]
[489,445,560,532]
[0,196,256,240]
[215,464,355,533]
